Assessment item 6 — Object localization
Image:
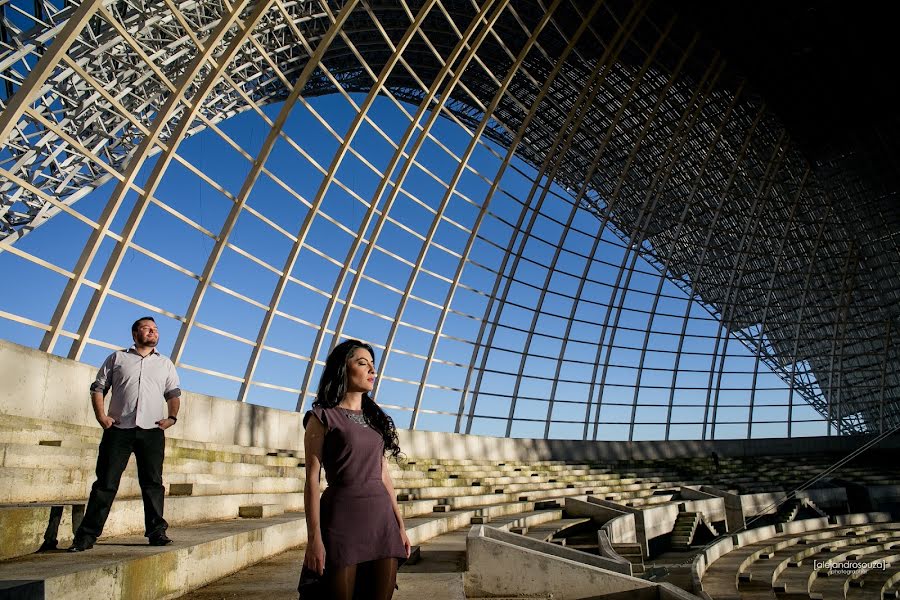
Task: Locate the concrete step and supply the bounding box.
[0,443,303,477]
[0,503,82,560]
[0,513,307,600]
[0,465,304,503]
[491,509,564,533]
[0,492,303,560]
[0,416,294,458]
[239,504,284,519]
[523,517,592,542]
[0,495,495,599]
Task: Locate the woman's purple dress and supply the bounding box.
[304,405,406,570]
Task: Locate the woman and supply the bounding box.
[302,339,411,599]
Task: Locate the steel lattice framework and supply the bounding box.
[0,0,897,439]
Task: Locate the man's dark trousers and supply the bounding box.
[75,427,168,542]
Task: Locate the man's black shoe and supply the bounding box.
[67,538,94,552]
[148,533,172,546]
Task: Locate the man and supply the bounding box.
[69,316,181,552]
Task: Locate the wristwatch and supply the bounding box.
[168,416,178,423]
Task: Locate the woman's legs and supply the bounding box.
[325,558,396,600]
[370,557,398,600]
[326,564,357,600]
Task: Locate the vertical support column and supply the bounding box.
[826,242,856,435]
[880,320,892,435]
[784,202,833,438]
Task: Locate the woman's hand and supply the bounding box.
[304,536,326,575]
[400,527,411,558]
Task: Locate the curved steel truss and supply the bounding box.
[0,0,897,438]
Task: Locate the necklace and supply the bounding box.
[342,409,369,427]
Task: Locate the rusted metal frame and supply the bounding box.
[298,0,507,411]
[506,14,671,440]
[0,0,104,145]
[707,129,789,439]
[446,1,616,434]
[168,0,361,378]
[39,0,255,356]
[744,167,810,437]
[236,0,442,403]
[615,56,723,440]
[825,241,856,435]
[375,0,562,428]
[465,0,649,437]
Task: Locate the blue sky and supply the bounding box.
[0,91,829,440]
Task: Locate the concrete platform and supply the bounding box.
[179,531,469,600]
[0,513,306,600]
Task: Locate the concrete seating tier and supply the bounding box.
[786,545,900,598]
[522,516,593,543]
[697,518,900,600]
[637,454,900,495]
[809,549,900,599]
[745,532,900,594]
[0,456,597,600]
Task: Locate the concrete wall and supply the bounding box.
[0,340,304,451]
[797,487,849,511]
[465,525,659,599]
[702,486,745,532]
[3,339,898,461]
[640,504,681,541]
[564,497,638,545]
[681,498,726,524]
[740,491,786,518]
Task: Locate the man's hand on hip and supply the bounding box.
[156,418,176,430]
[97,415,115,429]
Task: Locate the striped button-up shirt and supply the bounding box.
[90,347,181,429]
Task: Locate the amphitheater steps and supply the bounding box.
[0,512,306,600]
[178,528,470,599]
[672,512,701,550]
[522,517,592,543]
[176,501,586,599]
[743,531,900,592]
[700,524,900,599]
[808,548,900,598]
[772,540,897,595]
[0,491,304,560]
[612,542,645,575]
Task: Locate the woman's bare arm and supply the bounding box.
[303,415,327,574]
[382,456,411,557]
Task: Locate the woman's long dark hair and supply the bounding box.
[313,339,402,460]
